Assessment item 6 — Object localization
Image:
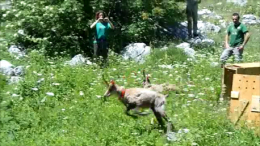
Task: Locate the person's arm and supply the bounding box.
[225,26,231,48]
[225,34,230,48]
[90,19,100,29]
[105,17,114,29]
[240,32,250,49]
[239,25,250,50]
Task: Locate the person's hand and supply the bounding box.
[225,43,230,49]
[104,17,109,22]
[98,17,103,22]
[238,45,244,50]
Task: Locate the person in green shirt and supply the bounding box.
[220,13,250,67]
[90,11,114,65]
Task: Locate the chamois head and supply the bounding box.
[142,69,151,86]
[102,75,117,97]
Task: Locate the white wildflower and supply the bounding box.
[96,95,102,98]
[226,132,233,135]
[188,94,195,98]
[41,97,46,102]
[46,92,54,96]
[12,94,19,97]
[52,83,60,86]
[31,87,38,91]
[79,91,84,96]
[183,128,190,133]
[198,93,205,96]
[62,108,65,111]
[37,78,45,83]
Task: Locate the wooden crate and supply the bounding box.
[229,74,260,135]
[221,62,260,100]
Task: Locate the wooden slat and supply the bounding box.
[229,74,260,135]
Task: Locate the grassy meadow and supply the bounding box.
[0,0,260,145]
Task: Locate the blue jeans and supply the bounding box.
[220,47,243,64]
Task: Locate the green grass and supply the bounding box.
[0,0,260,145]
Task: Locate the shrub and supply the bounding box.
[3,0,184,57]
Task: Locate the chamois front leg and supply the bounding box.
[125,103,138,119]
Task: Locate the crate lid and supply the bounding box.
[226,62,260,68]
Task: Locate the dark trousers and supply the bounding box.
[93,39,108,65]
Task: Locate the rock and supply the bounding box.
[161,46,168,51]
[183,47,196,58]
[187,37,215,47]
[227,0,247,6]
[0,60,14,76]
[0,1,12,10]
[13,66,25,76]
[219,20,227,28]
[198,9,223,20]
[197,21,221,33]
[175,42,195,58]
[65,54,92,66]
[242,14,260,25]
[158,65,174,69]
[8,45,26,58]
[8,76,23,84]
[176,42,190,49]
[243,14,257,20]
[166,132,178,142]
[0,60,13,68]
[201,39,215,46]
[198,9,212,15]
[121,43,151,63]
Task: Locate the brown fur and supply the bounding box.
[142,70,182,94]
[102,77,173,132]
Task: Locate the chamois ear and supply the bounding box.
[102,74,109,87]
[146,74,151,84]
[143,69,146,78]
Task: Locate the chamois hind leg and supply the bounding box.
[155,106,175,133]
[151,107,165,129]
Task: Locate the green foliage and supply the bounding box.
[2,0,183,56]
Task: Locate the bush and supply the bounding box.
[3,0,184,57]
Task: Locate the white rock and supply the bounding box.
[0,60,14,75]
[198,9,212,15]
[0,60,13,68]
[242,14,260,25]
[243,14,256,20]
[227,0,247,6]
[121,43,151,64]
[65,54,92,66]
[176,42,190,49]
[8,45,25,58]
[8,76,23,84]
[184,48,196,58]
[13,66,25,76]
[158,65,174,69]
